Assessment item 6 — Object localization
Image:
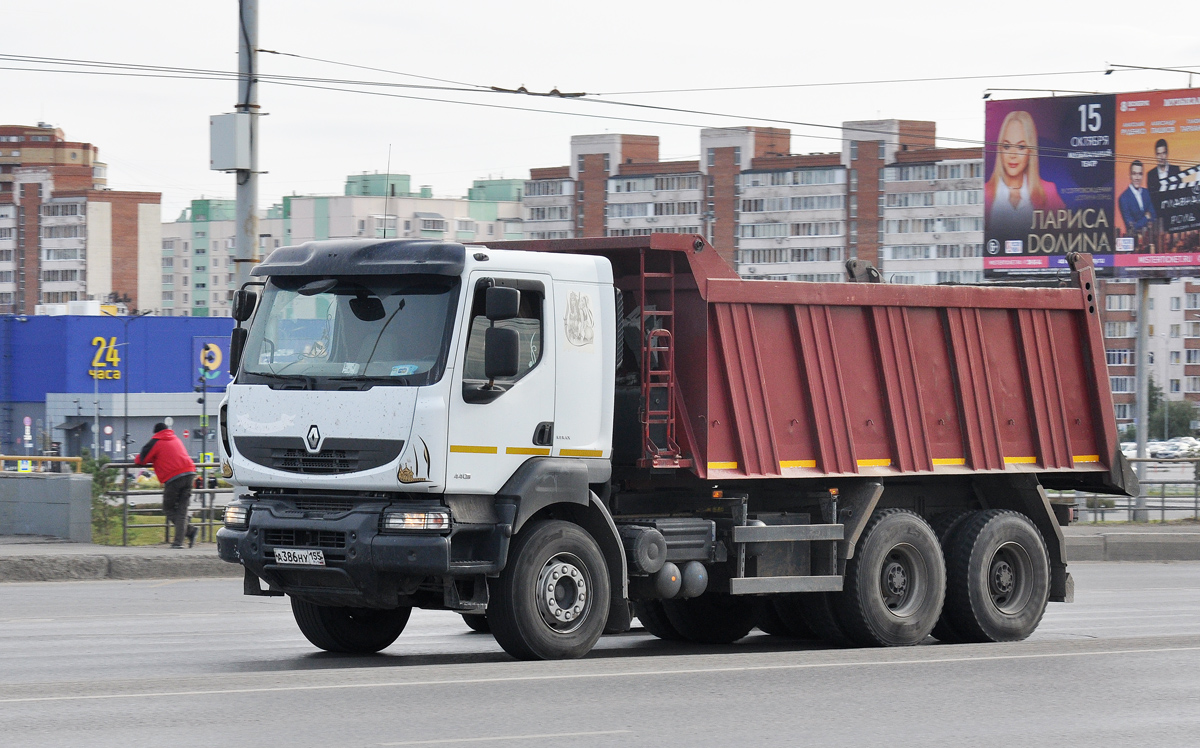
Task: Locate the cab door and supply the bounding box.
[445,272,555,494]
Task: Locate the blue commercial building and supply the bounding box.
[0,315,235,459]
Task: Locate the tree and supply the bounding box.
[1149,399,1197,440]
[81,449,119,542]
[1147,376,1164,415]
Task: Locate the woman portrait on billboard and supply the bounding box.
[986,110,1066,241]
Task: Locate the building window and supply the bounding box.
[603,154,610,172]
[1188,377,1200,393]
[733,147,741,167]
[850,141,858,160]
[1110,377,1134,393]
[1114,403,1131,420]
[1148,351,1155,365]
[1105,322,1133,338]
[1171,324,1182,338]
[1187,293,1200,310]
[849,195,858,218]
[577,154,586,173]
[1172,297,1182,311]
[1171,379,1182,393]
[1187,350,1200,364]
[1171,350,1182,365]
[849,170,858,192]
[1187,322,1200,338]
[706,148,715,168]
[1105,294,1134,311]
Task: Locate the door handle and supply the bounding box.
[533,422,554,447]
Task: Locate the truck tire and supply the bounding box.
[929,509,974,644]
[488,520,611,660]
[633,599,685,641]
[834,509,946,647]
[661,592,756,644]
[461,613,490,633]
[775,592,851,646]
[754,597,794,637]
[943,509,1050,643]
[290,598,411,654]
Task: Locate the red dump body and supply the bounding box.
[489,235,1127,494]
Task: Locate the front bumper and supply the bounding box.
[217,501,513,608]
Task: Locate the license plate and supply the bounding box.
[273,548,326,566]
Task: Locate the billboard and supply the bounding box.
[984,88,1200,277]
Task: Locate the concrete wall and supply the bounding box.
[0,472,92,542]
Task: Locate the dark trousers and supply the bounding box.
[162,474,196,546]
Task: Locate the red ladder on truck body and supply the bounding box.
[638,248,690,468]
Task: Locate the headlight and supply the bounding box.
[381,509,450,532]
[224,505,249,529]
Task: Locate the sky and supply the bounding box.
[3,0,1198,219]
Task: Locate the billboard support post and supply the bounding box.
[1135,277,1149,522]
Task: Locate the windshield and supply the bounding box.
[238,275,460,388]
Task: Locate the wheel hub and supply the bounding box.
[991,560,1015,596]
[536,555,589,633]
[884,561,909,597]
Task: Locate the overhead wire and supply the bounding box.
[2,52,1196,165]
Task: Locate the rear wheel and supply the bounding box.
[835,509,945,647]
[290,598,411,654]
[754,597,795,637]
[943,510,1049,643]
[488,520,611,660]
[662,591,756,644]
[461,613,490,633]
[633,599,685,641]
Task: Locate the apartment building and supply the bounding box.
[0,123,161,314]
[523,121,985,282]
[161,175,524,316]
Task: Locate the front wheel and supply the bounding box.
[488,520,611,660]
[290,598,411,653]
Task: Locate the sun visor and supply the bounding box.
[252,239,466,277]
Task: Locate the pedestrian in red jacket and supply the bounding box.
[135,423,198,548]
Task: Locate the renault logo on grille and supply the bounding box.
[306,425,321,453]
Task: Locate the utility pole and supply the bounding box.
[234,0,260,289]
[1134,278,1149,521]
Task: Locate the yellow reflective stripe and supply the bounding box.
[780,459,817,469]
[1072,454,1100,464]
[931,457,967,466]
[708,461,738,470]
[857,458,892,467]
[506,447,551,456]
[1004,456,1037,464]
[449,445,497,454]
[559,449,603,457]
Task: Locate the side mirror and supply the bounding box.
[484,326,519,380]
[485,286,520,321]
[229,327,248,376]
[232,289,258,322]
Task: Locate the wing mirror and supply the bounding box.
[485,286,519,321]
[232,289,258,322]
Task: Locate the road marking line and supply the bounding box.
[2,645,1199,704]
[380,730,629,746]
[146,580,184,588]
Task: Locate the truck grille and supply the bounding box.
[264,529,347,549]
[276,448,358,474]
[235,437,404,475]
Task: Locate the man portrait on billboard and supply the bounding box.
[1118,160,1155,235]
[986,110,1066,242]
[1147,138,1181,204]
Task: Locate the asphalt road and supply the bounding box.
[2,563,1199,747]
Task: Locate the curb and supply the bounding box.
[0,554,241,583]
[1064,534,1200,562]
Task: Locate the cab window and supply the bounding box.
[463,281,543,383]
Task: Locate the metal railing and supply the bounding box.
[0,455,83,472]
[103,461,233,546]
[1050,457,1200,523]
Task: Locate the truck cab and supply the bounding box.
[218,239,621,658]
